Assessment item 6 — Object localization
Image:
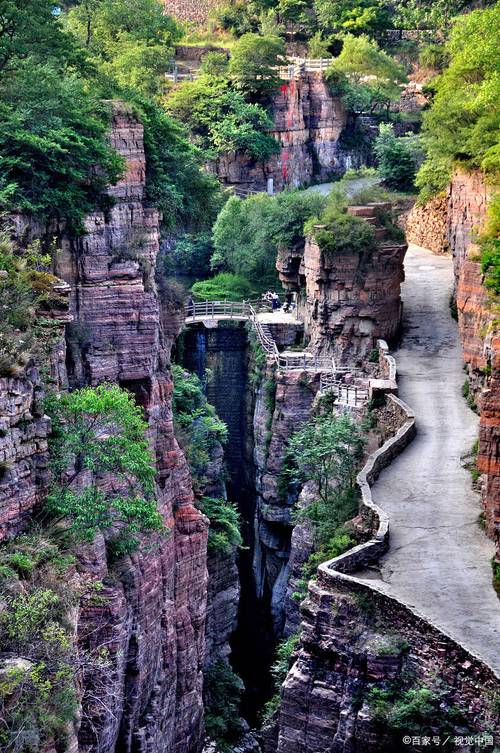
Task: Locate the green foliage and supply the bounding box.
[374,124,422,190]
[229,33,286,97]
[191,272,253,301]
[292,529,354,602]
[171,365,228,490]
[44,384,163,550]
[284,412,364,520]
[418,43,450,71]
[0,528,82,752]
[134,97,222,231]
[203,659,245,749]
[308,31,334,58]
[0,234,65,377]
[197,497,242,554]
[314,0,392,35]
[200,51,230,77]
[417,4,500,200]
[167,232,214,277]
[263,633,299,719]
[65,0,183,98]
[325,34,406,114]
[166,74,279,161]
[368,684,467,735]
[0,60,122,228]
[211,191,326,285]
[306,204,376,258]
[393,0,475,31]
[479,193,500,296]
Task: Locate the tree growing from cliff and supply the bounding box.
[325,34,405,114]
[44,384,163,553]
[229,33,286,97]
[374,123,423,190]
[284,412,364,542]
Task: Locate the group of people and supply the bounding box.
[263,290,296,313]
[263,290,282,310]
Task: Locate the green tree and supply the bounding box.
[416,3,500,201]
[0,62,122,227]
[374,123,422,190]
[45,384,163,550]
[211,190,326,285]
[0,0,83,73]
[166,75,280,161]
[65,0,182,96]
[326,34,406,114]
[229,33,286,97]
[285,412,364,516]
[314,0,392,35]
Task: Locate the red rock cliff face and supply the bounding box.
[277,205,407,361]
[450,170,499,558]
[50,103,210,753]
[210,73,359,193]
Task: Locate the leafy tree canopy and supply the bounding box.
[416,3,500,200]
[166,75,279,162]
[211,191,326,285]
[45,384,163,552]
[314,0,392,35]
[374,123,423,190]
[65,0,183,97]
[326,34,406,114]
[229,33,287,97]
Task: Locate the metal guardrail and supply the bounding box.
[184,301,368,406]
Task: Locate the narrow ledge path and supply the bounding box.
[360,244,500,674]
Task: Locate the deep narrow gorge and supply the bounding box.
[1,2,499,751]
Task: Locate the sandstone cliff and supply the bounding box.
[449,170,499,559]
[210,73,364,193]
[277,204,407,361]
[0,103,212,753]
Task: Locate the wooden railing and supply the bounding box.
[184,300,368,405]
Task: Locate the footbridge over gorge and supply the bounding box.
[184,299,370,407]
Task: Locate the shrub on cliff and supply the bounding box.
[203,659,245,748]
[44,384,163,554]
[479,193,500,296]
[416,3,500,200]
[171,365,228,491]
[198,496,242,554]
[305,205,377,257]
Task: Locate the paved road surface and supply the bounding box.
[362,244,500,674]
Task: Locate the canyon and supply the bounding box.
[1,95,499,753]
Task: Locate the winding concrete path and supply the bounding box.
[363,244,500,673]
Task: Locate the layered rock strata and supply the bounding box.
[449,170,499,557]
[277,205,407,361]
[1,103,213,753]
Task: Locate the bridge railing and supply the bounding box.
[184,300,369,405]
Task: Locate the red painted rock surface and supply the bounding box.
[210,73,354,192]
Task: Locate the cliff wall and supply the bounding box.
[449,171,499,557]
[277,205,407,361]
[0,104,213,753]
[210,73,364,193]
